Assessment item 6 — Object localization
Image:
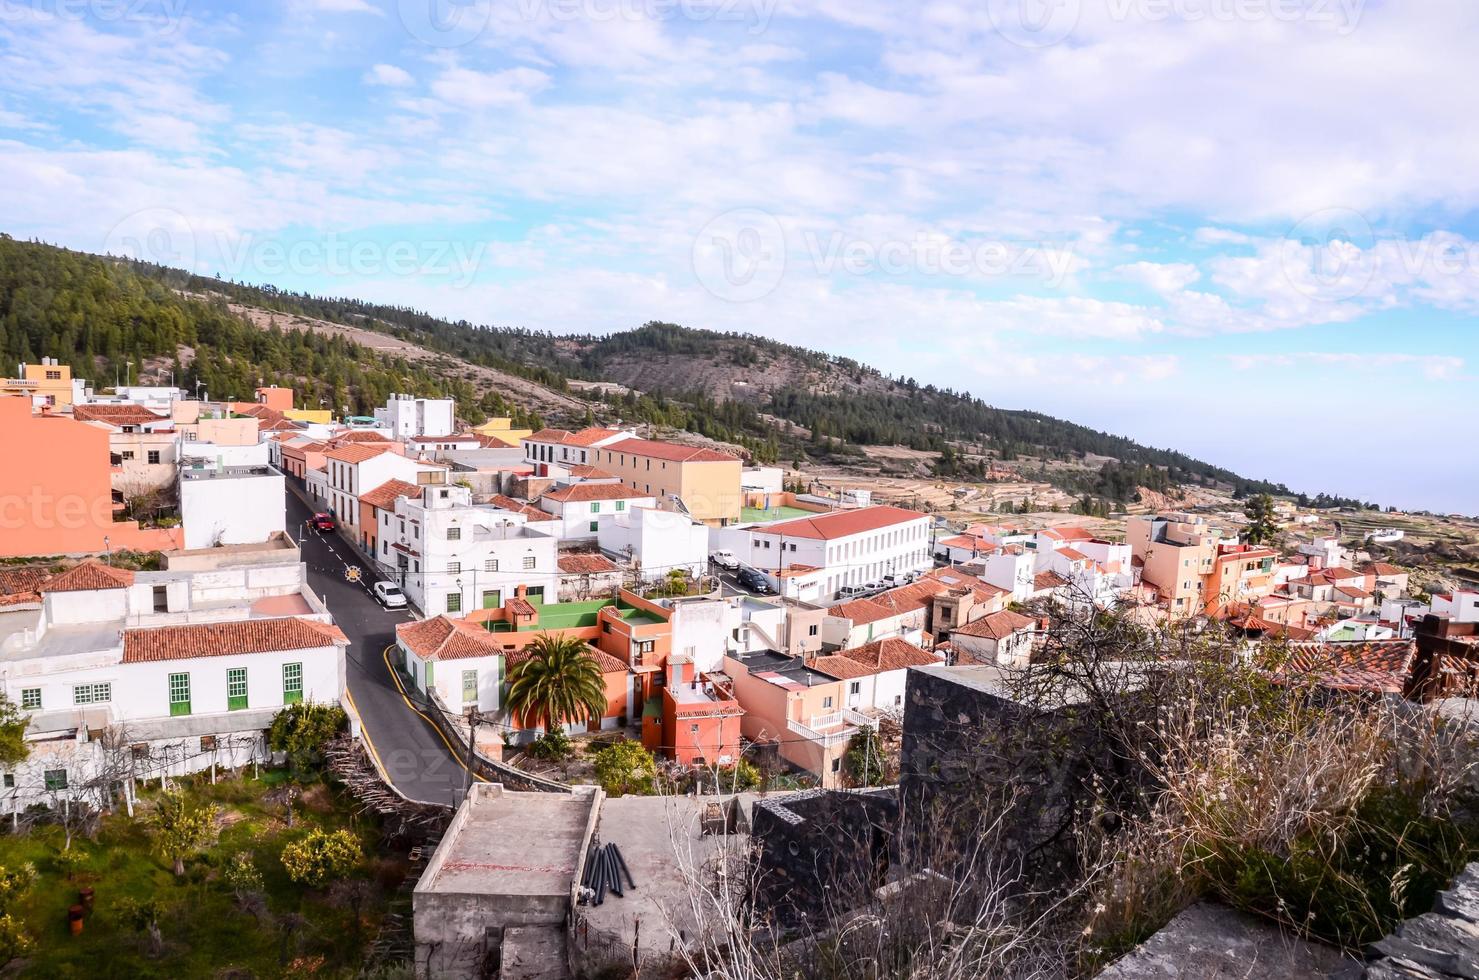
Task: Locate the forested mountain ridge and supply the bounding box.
[0,236,1372,507]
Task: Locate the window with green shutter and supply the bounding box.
[73,682,111,705]
[590,502,600,513]
[282,663,303,704]
[168,673,191,716]
[20,688,40,711]
[227,668,248,710]
[44,770,67,791]
[462,670,478,704]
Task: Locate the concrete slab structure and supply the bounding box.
[1098,902,1351,979]
[414,784,602,979]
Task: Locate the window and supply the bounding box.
[153,585,169,612]
[484,558,499,572]
[282,663,303,704]
[45,370,60,380]
[849,681,861,695]
[831,758,842,773]
[227,668,248,710]
[447,592,463,613]
[482,590,501,609]
[462,670,478,704]
[635,640,656,655]
[808,624,819,637]
[590,502,601,513]
[147,450,161,465]
[121,451,135,461]
[615,500,625,512]
[20,688,41,711]
[523,556,536,570]
[447,561,462,574]
[44,770,68,791]
[1,775,11,788]
[526,586,544,600]
[822,696,834,708]
[589,521,599,533]
[168,673,191,715]
[447,526,461,540]
[73,682,112,705]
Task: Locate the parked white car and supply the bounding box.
[373,581,408,608]
[710,550,740,570]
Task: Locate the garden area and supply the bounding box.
[0,705,415,978]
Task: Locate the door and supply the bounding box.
[227,668,248,711]
[168,673,191,716]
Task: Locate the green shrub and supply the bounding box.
[592,740,657,796]
[719,759,762,792]
[268,702,348,777]
[280,829,362,888]
[526,728,573,762]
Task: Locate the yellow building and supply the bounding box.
[473,416,533,446]
[0,358,75,408]
[591,436,743,526]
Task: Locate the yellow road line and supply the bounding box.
[381,644,487,783]
[344,685,392,779]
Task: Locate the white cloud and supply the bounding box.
[364,63,414,87]
[428,66,552,109]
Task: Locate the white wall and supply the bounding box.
[668,598,732,674]
[597,506,708,581]
[181,472,286,549]
[542,495,656,543]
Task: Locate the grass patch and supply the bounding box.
[0,771,404,977]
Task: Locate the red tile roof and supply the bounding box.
[526,428,574,443]
[806,654,876,680]
[323,443,396,464]
[564,427,624,447]
[566,465,618,480]
[40,560,135,593]
[952,609,1038,641]
[1282,640,1416,694]
[73,404,166,426]
[1363,562,1407,577]
[541,483,653,504]
[123,617,347,663]
[752,505,924,541]
[838,637,939,672]
[0,569,49,607]
[505,642,628,674]
[360,479,423,511]
[558,554,620,575]
[1034,571,1070,591]
[409,433,478,444]
[395,616,503,661]
[486,495,558,522]
[826,597,893,625]
[333,430,391,444]
[600,437,738,463]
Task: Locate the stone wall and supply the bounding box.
[751,788,899,928]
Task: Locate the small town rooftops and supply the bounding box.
[40,560,135,593]
[123,617,347,663]
[558,553,620,575]
[486,495,558,522]
[750,505,923,541]
[360,479,424,511]
[396,616,503,661]
[600,437,737,463]
[323,443,396,464]
[541,482,652,503]
[73,404,166,426]
[1282,639,1416,694]
[952,609,1039,641]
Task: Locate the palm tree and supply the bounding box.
[505,632,606,735]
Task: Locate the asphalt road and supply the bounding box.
[286,489,475,807]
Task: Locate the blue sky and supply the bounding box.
[2,0,1477,513]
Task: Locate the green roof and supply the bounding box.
[741,505,817,523]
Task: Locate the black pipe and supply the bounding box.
[605,846,623,898]
[611,844,637,891]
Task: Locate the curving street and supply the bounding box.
[286,487,474,807]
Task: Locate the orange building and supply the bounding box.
[656,657,743,766]
[255,385,295,413]
[0,397,183,557]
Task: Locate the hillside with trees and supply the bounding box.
[0,236,1376,507]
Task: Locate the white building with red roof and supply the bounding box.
[0,550,346,806]
[537,482,657,542]
[715,505,932,604]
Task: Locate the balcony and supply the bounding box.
[786,712,857,748]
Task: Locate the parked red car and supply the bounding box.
[310,513,337,532]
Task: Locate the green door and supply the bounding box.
[282,663,303,704]
[168,673,191,716]
[227,668,248,711]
